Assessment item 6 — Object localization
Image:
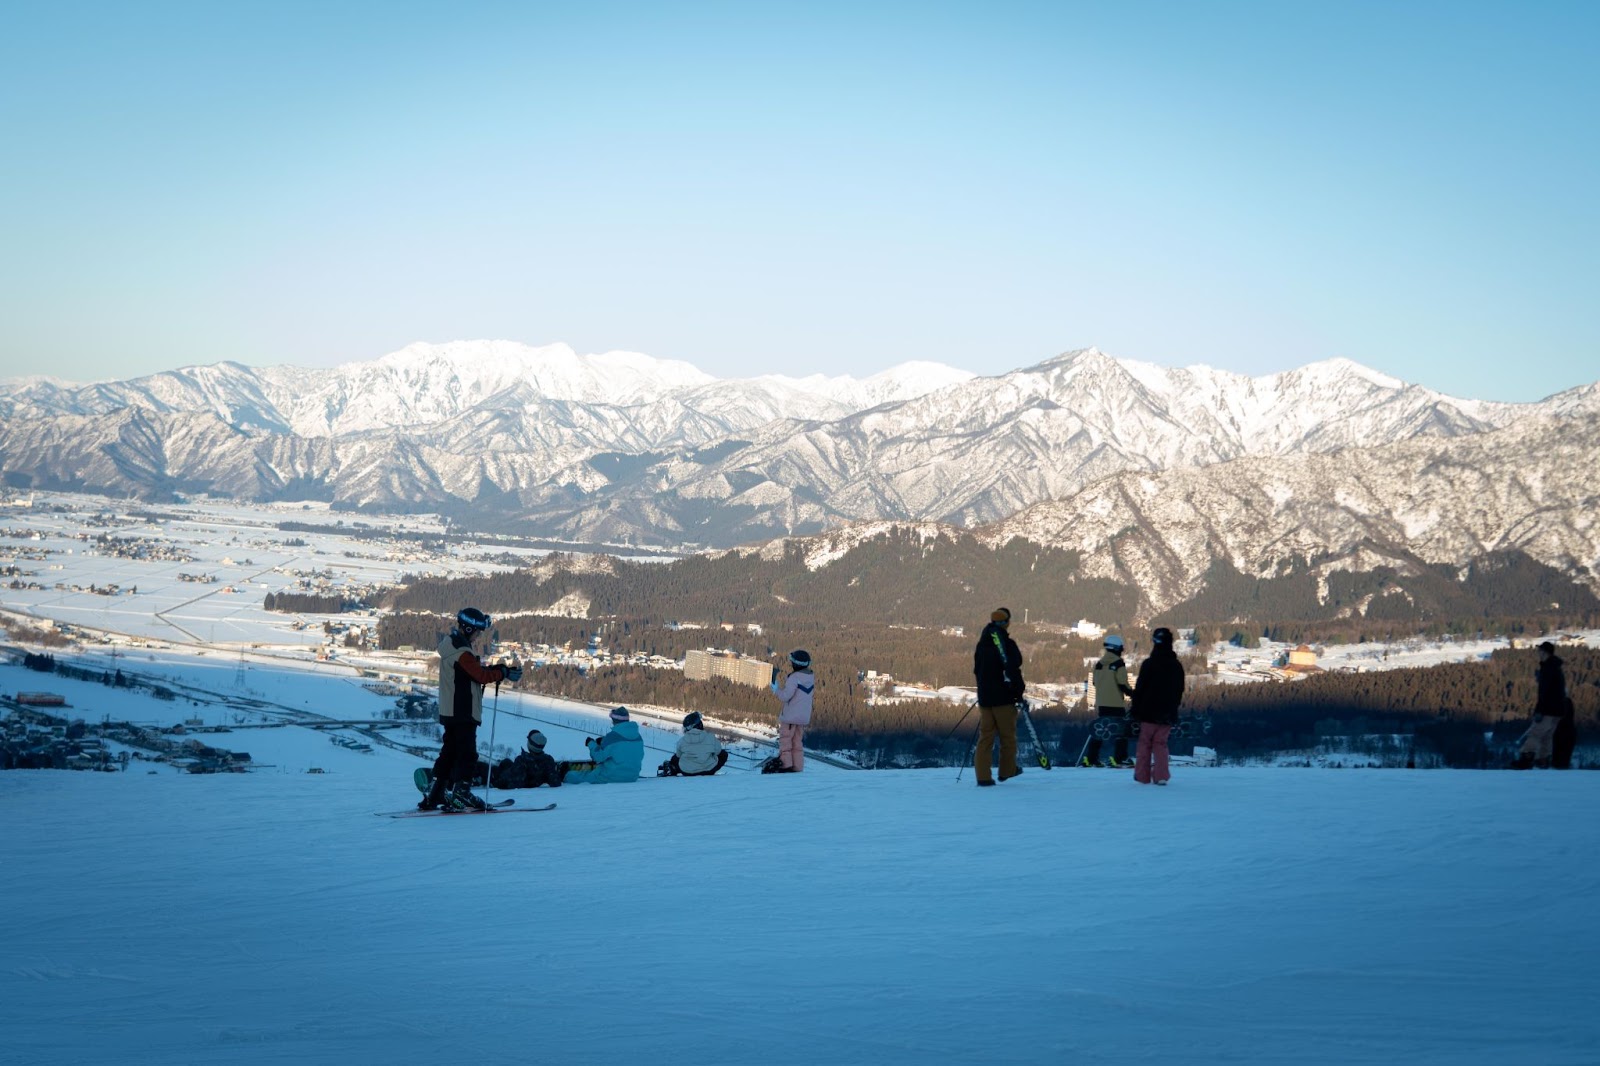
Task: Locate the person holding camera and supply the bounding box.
[769,649,815,772]
[973,607,1026,787]
[419,606,521,811]
[560,706,644,784]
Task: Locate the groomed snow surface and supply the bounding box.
[4,758,1597,1064]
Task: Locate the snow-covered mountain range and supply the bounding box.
[2,340,1596,611]
[0,341,972,438]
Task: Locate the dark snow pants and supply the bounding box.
[432,714,479,789]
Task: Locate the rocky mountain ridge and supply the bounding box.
[1,342,1595,573]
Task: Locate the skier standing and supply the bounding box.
[561,707,644,783]
[420,607,520,811]
[1082,634,1135,767]
[972,607,1026,787]
[660,711,729,776]
[771,650,814,772]
[1130,627,1185,786]
[1514,642,1568,769]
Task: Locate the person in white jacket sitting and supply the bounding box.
[659,711,729,776]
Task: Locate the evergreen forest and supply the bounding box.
[352,528,1600,769]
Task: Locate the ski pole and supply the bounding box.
[945,701,978,739]
[485,681,500,798]
[956,718,982,782]
[950,701,979,781]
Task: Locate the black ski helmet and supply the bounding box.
[682,711,703,730]
[789,649,812,669]
[457,606,491,636]
[1152,626,1174,646]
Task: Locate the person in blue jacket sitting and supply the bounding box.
[560,707,644,783]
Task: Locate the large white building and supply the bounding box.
[683,648,771,689]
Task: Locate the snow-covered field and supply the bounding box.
[0,494,540,647]
[3,645,1598,1065]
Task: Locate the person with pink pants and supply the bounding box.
[771,649,814,772]
[1130,627,1186,786]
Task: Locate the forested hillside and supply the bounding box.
[368,528,1598,769]
[383,527,1137,629]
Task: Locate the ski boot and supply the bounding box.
[418,774,448,812]
[1079,756,1102,767]
[449,784,488,811]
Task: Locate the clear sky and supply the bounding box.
[0,1,1595,401]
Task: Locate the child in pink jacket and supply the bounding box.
[771,649,814,772]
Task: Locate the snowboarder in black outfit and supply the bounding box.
[493,729,563,788]
[419,607,521,810]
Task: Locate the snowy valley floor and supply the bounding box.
[3,764,1597,1065]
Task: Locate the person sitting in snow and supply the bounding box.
[659,711,728,776]
[492,729,562,788]
[559,707,644,783]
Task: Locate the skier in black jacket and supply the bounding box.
[1130,627,1185,786]
[972,607,1026,787]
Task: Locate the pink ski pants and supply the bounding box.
[1135,722,1172,784]
[780,722,806,771]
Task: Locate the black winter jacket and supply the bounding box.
[1130,647,1185,726]
[1536,655,1567,716]
[496,749,562,788]
[974,622,1026,707]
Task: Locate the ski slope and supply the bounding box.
[4,757,1598,1061]
[2,644,1598,1064]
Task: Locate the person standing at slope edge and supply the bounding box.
[1083,634,1135,767]
[1514,642,1568,770]
[1130,627,1185,786]
[420,607,520,811]
[771,650,814,772]
[973,607,1026,787]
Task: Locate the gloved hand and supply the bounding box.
[502,666,523,683]
[770,681,780,693]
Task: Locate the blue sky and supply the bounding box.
[0,0,1594,401]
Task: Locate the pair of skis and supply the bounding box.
[954,700,1054,779]
[377,767,557,818]
[1017,700,1053,770]
[377,799,555,819]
